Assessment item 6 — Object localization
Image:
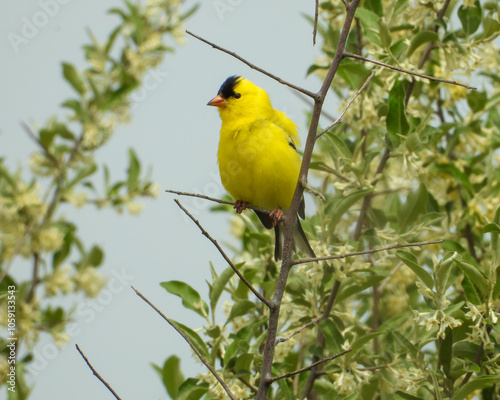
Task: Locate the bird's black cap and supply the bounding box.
[218,75,241,99]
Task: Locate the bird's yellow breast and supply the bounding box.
[217,119,301,211]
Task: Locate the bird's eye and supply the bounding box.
[233,93,241,99]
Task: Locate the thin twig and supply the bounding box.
[75,344,122,400]
[316,71,375,138]
[173,199,273,308]
[275,316,322,345]
[316,164,351,182]
[165,189,271,216]
[302,180,326,201]
[26,253,39,303]
[186,30,317,99]
[131,286,237,400]
[313,0,319,45]
[343,52,476,89]
[293,240,443,266]
[22,121,60,167]
[268,349,352,382]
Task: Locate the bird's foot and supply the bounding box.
[269,209,283,227]
[233,200,248,214]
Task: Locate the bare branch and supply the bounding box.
[302,180,326,201]
[173,199,273,308]
[268,349,352,383]
[313,0,319,45]
[316,71,375,139]
[186,30,317,99]
[275,316,322,345]
[165,189,271,216]
[131,286,238,400]
[343,52,476,89]
[75,344,122,400]
[293,240,443,266]
[257,1,362,398]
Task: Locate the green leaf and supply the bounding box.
[177,378,208,400]
[483,15,500,39]
[307,63,329,76]
[392,330,418,359]
[439,327,453,377]
[223,338,250,366]
[451,375,500,400]
[87,245,104,267]
[227,300,255,323]
[492,207,500,255]
[161,281,209,319]
[458,3,482,36]
[52,225,75,268]
[455,257,487,297]
[461,274,484,304]
[233,353,254,375]
[434,252,458,294]
[378,19,392,48]
[328,188,373,234]
[336,274,386,303]
[407,30,439,58]
[337,59,372,89]
[170,320,210,360]
[355,8,382,46]
[387,79,410,144]
[364,0,382,16]
[319,318,344,354]
[349,331,383,353]
[430,163,474,197]
[326,133,352,158]
[467,90,488,113]
[127,148,141,193]
[209,266,235,313]
[397,183,428,231]
[483,222,500,234]
[396,250,434,289]
[62,62,86,95]
[493,267,500,299]
[395,391,425,400]
[153,355,184,399]
[67,163,97,189]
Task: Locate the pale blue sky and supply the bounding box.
[1,1,328,399]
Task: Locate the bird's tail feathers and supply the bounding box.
[274,217,315,261]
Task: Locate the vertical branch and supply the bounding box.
[256,1,361,398]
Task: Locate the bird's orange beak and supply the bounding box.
[207,94,226,107]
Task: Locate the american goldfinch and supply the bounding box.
[208,76,315,260]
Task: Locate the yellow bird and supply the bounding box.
[208,76,315,260]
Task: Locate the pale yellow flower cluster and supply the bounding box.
[0,182,49,259]
[331,362,371,396]
[44,265,74,296]
[413,309,462,339]
[74,267,107,298]
[198,371,252,399]
[465,302,499,347]
[17,299,41,346]
[391,366,428,393]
